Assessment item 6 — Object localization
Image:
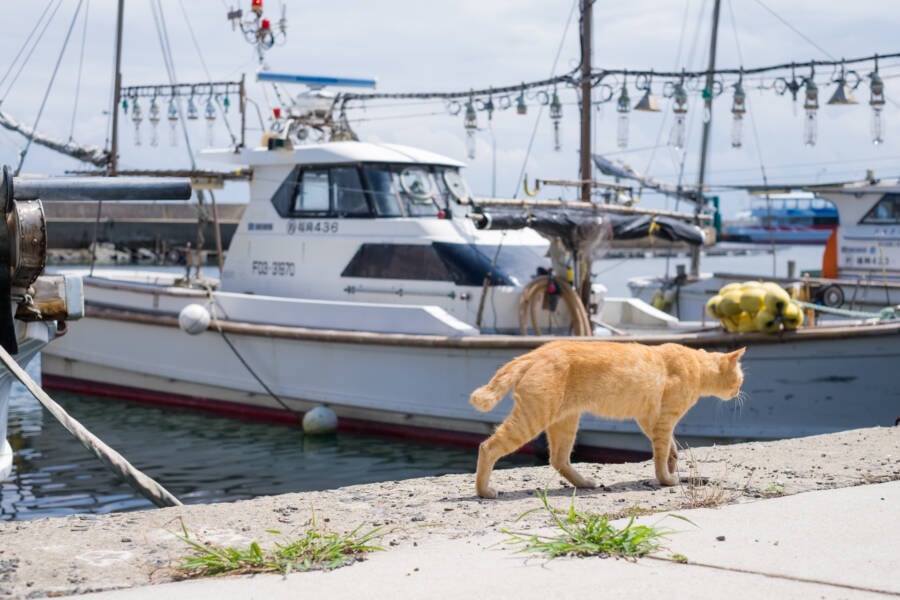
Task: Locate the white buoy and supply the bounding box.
[178,303,211,335]
[302,405,338,434]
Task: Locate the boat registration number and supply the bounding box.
[288,220,339,234]
[252,260,296,276]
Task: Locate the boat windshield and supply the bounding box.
[270,163,472,219]
[363,165,440,217]
[860,193,900,225]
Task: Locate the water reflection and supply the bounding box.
[2,378,538,521]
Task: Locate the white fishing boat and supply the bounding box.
[629,176,900,321]
[39,134,900,457]
[9,0,897,462]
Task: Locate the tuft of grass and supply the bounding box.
[760,483,786,497]
[174,517,384,577]
[678,446,737,509]
[503,490,687,560]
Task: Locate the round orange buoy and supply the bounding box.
[822,229,838,279]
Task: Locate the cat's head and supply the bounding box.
[712,347,746,400]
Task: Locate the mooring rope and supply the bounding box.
[198,282,305,423]
[0,343,182,508]
[794,300,898,321]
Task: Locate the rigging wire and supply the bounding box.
[178,0,238,146]
[150,0,198,167]
[512,0,579,198]
[68,0,90,142]
[0,0,64,104]
[642,0,694,198]
[729,0,776,275]
[750,0,835,60]
[15,0,84,176]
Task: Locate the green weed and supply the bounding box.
[503,490,689,560]
[174,517,384,577]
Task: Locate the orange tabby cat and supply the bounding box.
[470,340,745,498]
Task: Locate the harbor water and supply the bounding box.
[1,245,824,521]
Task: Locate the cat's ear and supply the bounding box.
[727,347,746,363]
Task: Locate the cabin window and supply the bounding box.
[270,165,374,218]
[859,193,900,225]
[363,167,403,217]
[341,243,453,281]
[295,170,330,213]
[362,165,440,217]
[332,167,369,216]
[341,242,514,285]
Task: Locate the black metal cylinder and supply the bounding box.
[11,177,192,202]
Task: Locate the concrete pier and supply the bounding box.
[0,426,896,598]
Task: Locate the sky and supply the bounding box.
[0,0,898,217]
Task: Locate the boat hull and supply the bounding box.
[40,279,900,458]
[2,321,57,481]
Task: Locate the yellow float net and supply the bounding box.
[706,281,805,333]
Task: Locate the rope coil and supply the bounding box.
[518,275,592,336]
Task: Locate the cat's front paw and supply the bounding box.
[477,486,499,499]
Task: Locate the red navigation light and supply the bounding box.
[251,0,263,14]
[260,18,271,30]
[272,107,281,118]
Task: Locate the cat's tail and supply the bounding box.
[470,354,533,412]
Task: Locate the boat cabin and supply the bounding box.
[202,141,562,333]
[813,180,900,283]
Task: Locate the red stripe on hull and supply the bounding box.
[41,374,648,463]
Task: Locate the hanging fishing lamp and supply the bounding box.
[731,72,746,148]
[131,97,142,146]
[869,57,886,145]
[205,96,217,147]
[516,85,527,115]
[549,86,562,151]
[167,97,179,147]
[634,72,661,112]
[483,97,494,121]
[616,74,630,149]
[669,78,688,149]
[827,62,858,106]
[187,92,199,120]
[464,93,478,159]
[149,96,161,147]
[803,68,819,147]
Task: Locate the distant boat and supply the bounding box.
[722,193,838,245]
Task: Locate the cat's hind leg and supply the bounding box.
[651,427,680,486]
[667,438,678,474]
[476,403,545,499]
[547,413,596,490]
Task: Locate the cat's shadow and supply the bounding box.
[454,478,668,503]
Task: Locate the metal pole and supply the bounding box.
[579,0,592,204]
[109,0,125,176]
[690,0,721,277]
[239,74,247,149]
